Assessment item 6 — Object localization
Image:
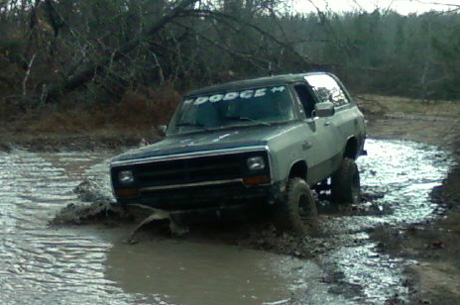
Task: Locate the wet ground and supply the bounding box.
[0,139,455,305]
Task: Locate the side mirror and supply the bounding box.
[314,102,335,118]
[158,125,168,136]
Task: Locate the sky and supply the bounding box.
[294,0,459,15]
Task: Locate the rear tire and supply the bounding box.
[331,158,361,204]
[272,178,319,235]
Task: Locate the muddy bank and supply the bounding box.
[368,165,460,305]
[0,128,159,152]
[364,114,460,155]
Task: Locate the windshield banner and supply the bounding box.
[183,86,286,105]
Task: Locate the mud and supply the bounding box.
[368,165,460,305]
[0,138,454,305]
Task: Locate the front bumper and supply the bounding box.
[115,180,284,211]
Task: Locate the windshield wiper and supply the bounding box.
[223,116,271,126]
[176,121,210,131]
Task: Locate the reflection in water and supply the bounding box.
[0,140,453,305]
[107,240,296,305]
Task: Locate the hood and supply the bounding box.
[112,122,299,163]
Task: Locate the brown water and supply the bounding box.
[0,150,351,305]
[0,140,453,305]
[107,240,321,305]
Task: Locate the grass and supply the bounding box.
[355,94,460,117]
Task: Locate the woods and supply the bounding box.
[1,0,460,114]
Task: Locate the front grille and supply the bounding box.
[128,152,268,188]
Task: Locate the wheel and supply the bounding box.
[272,178,319,235]
[331,158,361,204]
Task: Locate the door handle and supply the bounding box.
[324,121,331,126]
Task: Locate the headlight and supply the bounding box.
[118,170,134,184]
[247,156,265,171]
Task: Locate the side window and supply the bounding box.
[294,84,316,118]
[304,74,349,108]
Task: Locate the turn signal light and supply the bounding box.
[243,175,270,186]
[116,189,139,198]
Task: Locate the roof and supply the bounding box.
[186,72,328,96]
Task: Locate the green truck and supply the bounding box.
[110,73,366,234]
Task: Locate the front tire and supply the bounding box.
[331,158,361,204]
[272,178,319,235]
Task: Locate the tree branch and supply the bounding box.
[22,53,36,97]
[181,9,311,66]
[45,0,198,101]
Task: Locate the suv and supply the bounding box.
[110,73,366,234]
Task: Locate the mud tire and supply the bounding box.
[331,158,361,204]
[272,178,319,235]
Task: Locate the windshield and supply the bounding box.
[168,85,295,135]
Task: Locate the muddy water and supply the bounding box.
[320,139,454,304]
[105,241,346,305]
[0,140,453,305]
[0,151,126,304]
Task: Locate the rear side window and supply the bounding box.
[305,74,349,107]
[294,84,316,118]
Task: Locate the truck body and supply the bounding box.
[110,73,366,231]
